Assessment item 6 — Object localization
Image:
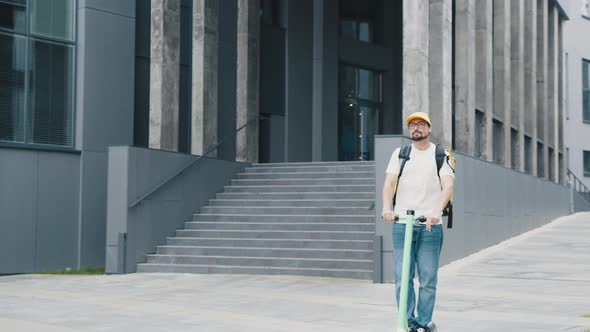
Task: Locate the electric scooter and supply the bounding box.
[394,210,428,332]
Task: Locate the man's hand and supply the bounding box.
[382,210,396,222]
[426,211,441,231]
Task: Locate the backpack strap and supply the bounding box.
[392,144,412,211]
[435,144,455,228]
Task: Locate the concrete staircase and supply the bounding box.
[137,161,376,280]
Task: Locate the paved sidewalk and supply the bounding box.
[1,213,589,332]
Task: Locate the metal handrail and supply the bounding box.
[128,115,268,208]
[567,169,590,203]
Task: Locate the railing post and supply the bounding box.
[373,235,383,283]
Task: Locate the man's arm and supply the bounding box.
[382,173,398,222]
[426,175,455,230]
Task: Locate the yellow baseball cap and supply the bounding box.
[405,112,432,126]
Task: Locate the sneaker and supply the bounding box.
[416,322,437,332]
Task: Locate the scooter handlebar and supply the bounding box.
[394,215,427,224]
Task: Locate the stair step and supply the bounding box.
[244,165,375,174]
[175,229,374,240]
[156,246,373,260]
[193,214,375,223]
[137,263,373,280]
[208,199,374,207]
[200,206,374,215]
[184,221,375,232]
[166,237,373,250]
[145,255,373,270]
[231,178,374,186]
[236,172,375,179]
[224,184,375,193]
[252,161,374,167]
[216,192,375,200]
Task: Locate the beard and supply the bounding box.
[411,131,429,141]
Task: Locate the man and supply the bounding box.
[381,112,455,332]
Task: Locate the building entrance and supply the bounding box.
[338,65,382,161]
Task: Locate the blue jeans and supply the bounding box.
[392,223,443,328]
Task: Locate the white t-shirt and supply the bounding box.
[385,143,455,217]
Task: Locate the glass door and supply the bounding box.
[338,65,381,161]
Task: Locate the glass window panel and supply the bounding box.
[358,68,380,101]
[340,19,356,40]
[584,151,590,176]
[358,21,371,42]
[30,0,75,41]
[28,39,74,146]
[584,91,590,122]
[583,60,589,89]
[340,65,357,99]
[0,33,26,142]
[493,120,504,164]
[0,2,26,33]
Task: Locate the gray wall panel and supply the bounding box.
[78,10,135,151]
[35,153,80,271]
[79,152,108,267]
[0,149,80,274]
[375,136,571,282]
[0,150,38,273]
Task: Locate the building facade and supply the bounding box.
[0,0,571,273]
[563,0,590,188]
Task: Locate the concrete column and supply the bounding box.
[524,0,537,175]
[403,0,429,125]
[511,0,525,172]
[236,0,260,162]
[474,0,493,161]
[191,0,218,156]
[453,0,476,155]
[537,0,548,178]
[494,0,511,168]
[149,0,181,151]
[558,17,565,183]
[311,0,323,161]
[428,0,452,148]
[548,4,559,182]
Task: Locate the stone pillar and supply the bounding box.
[191,0,218,156]
[558,17,565,183]
[548,4,559,182]
[403,0,429,124]
[474,0,493,161]
[428,0,452,148]
[494,0,511,168]
[149,0,181,151]
[537,0,548,178]
[511,0,525,172]
[236,0,260,162]
[312,0,324,161]
[524,0,537,176]
[453,0,475,155]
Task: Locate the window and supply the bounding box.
[583,59,590,122]
[340,19,372,43]
[524,136,532,174]
[0,0,75,148]
[493,120,504,164]
[537,143,544,178]
[474,110,485,159]
[585,151,590,177]
[511,129,518,170]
